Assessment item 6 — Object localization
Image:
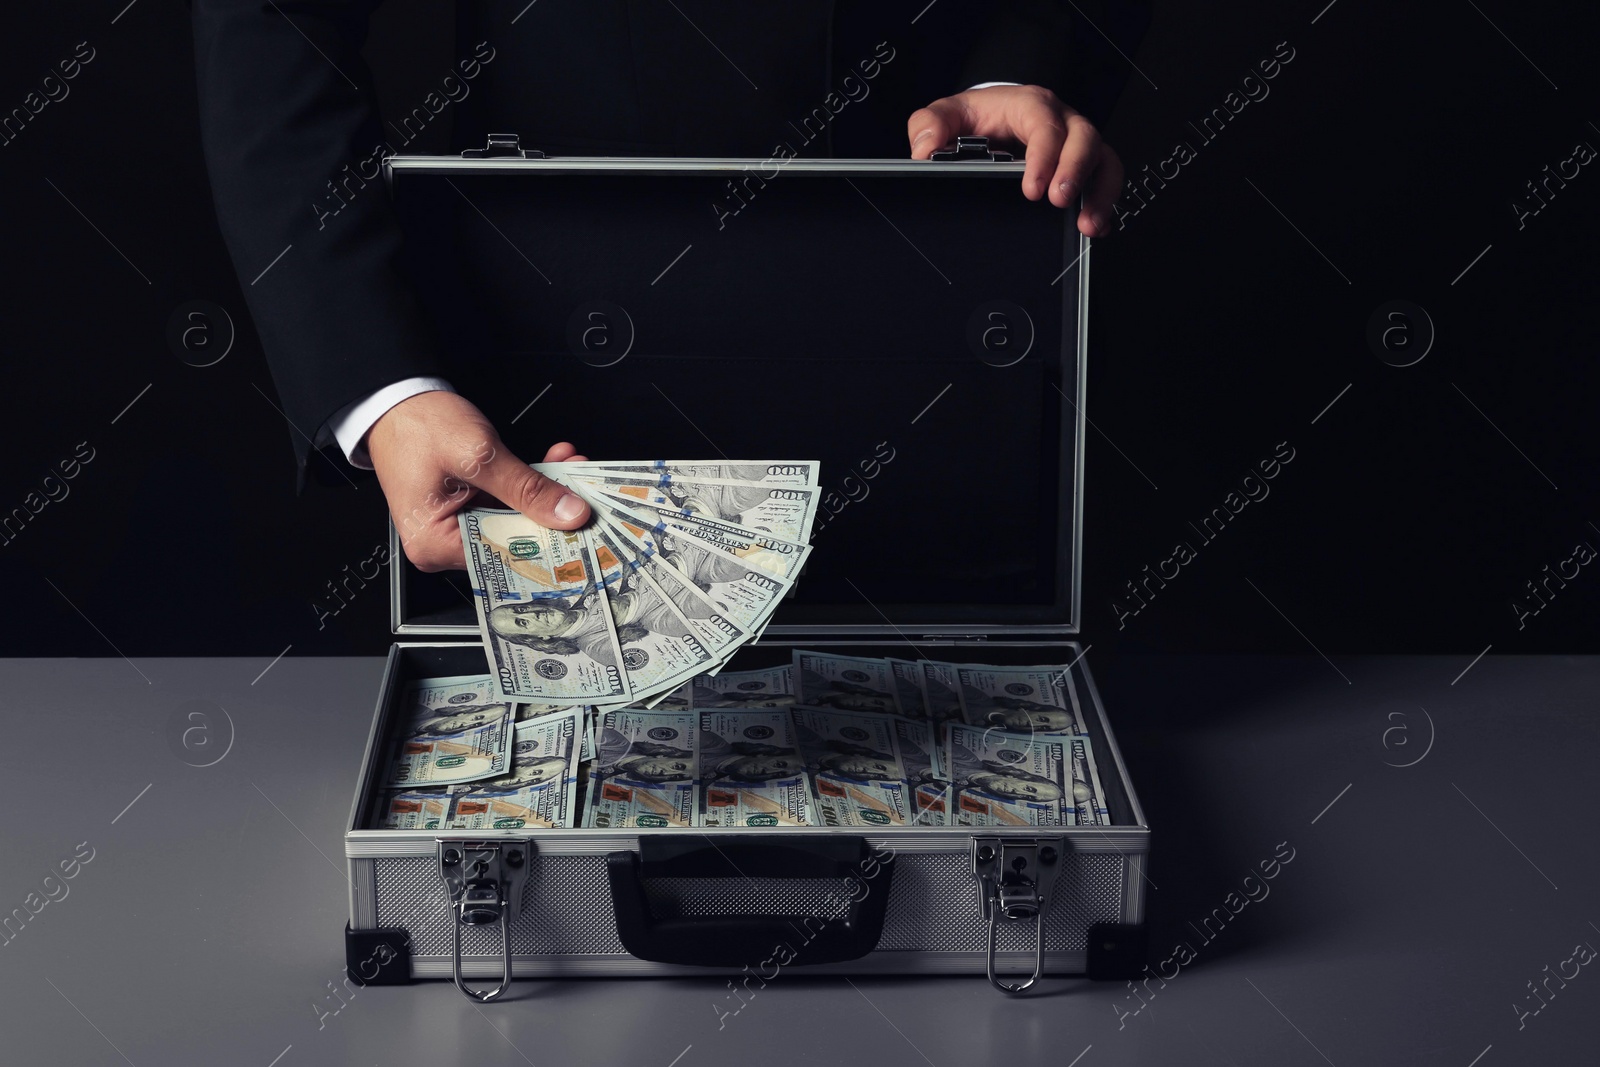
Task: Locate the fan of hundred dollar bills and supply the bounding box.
[459,460,819,708]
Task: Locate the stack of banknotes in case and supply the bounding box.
[379,675,587,830]
[584,652,1113,829]
[378,651,1113,831]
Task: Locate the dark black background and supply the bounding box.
[1,0,1595,658]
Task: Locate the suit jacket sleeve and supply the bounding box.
[959,0,1154,128]
[190,0,448,492]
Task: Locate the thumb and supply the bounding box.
[467,438,590,530]
[906,98,965,159]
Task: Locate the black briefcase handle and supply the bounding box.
[606,836,894,967]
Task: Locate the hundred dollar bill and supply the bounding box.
[460,509,630,705]
[591,498,811,614]
[699,710,811,826]
[601,509,793,635]
[794,651,901,715]
[563,472,821,547]
[595,514,747,665]
[407,674,500,701]
[578,488,810,582]
[1063,734,1112,826]
[596,504,803,649]
[517,702,594,761]
[582,710,698,828]
[791,706,910,827]
[547,460,819,488]
[692,665,795,707]
[636,520,789,650]
[448,708,582,829]
[892,716,947,827]
[378,788,453,829]
[888,659,929,720]
[589,522,720,703]
[957,665,1087,736]
[390,701,515,786]
[920,661,970,724]
[640,559,748,672]
[390,677,514,786]
[945,722,1074,827]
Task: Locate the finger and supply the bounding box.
[1079,143,1125,237]
[906,98,966,159]
[1047,113,1104,210]
[1014,100,1068,203]
[388,476,478,572]
[563,454,589,463]
[396,512,469,572]
[543,441,579,462]
[470,438,591,529]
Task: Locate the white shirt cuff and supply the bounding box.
[967,81,1023,91]
[318,376,456,469]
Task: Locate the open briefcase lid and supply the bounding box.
[384,139,1089,638]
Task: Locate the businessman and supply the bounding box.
[191,1,1149,573]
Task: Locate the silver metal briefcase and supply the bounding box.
[343,136,1151,999]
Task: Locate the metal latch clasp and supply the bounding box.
[972,837,1063,994]
[929,135,1014,162]
[460,132,546,159]
[437,839,531,1002]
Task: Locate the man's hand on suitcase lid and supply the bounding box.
[365,390,591,573]
[906,84,1124,238]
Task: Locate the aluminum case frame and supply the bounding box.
[347,150,1144,983]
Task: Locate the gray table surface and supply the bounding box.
[2,652,1596,1066]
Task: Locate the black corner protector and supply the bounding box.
[1085,921,1149,981]
[345,924,412,986]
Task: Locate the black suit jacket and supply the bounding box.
[190,0,1149,490]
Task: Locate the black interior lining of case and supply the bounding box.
[394,166,1077,631]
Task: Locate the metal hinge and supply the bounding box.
[971,836,1064,994]
[436,838,532,1001]
[461,132,545,159]
[929,136,1014,162]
